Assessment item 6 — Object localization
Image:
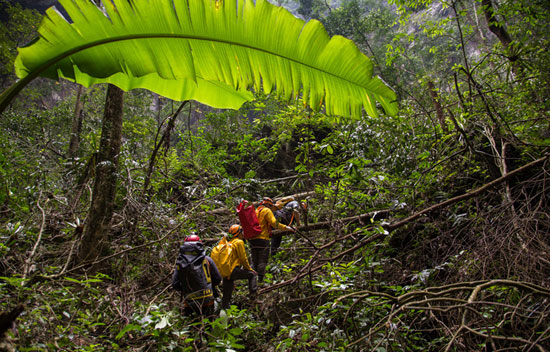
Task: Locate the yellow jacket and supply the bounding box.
[212,236,253,279]
[255,206,288,240]
[228,236,253,275]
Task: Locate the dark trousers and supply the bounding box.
[249,238,270,282]
[270,234,283,256]
[221,267,257,309]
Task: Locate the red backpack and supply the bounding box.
[236,200,262,240]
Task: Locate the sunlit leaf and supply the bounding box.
[0,0,398,119]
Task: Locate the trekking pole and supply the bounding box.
[292,227,319,250]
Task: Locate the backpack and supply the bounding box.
[210,237,234,278]
[173,242,213,300]
[236,200,262,240]
[275,196,295,210]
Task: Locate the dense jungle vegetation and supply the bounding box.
[1,0,549,351]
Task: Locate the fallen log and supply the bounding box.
[274,208,391,235]
[194,190,318,217]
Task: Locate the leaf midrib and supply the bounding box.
[23,33,374,93]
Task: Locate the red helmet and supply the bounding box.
[185,234,201,242]
[260,197,274,207]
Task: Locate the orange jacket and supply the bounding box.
[255,205,288,240]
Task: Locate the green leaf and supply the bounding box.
[115,324,141,339]
[219,309,229,328]
[63,277,82,284]
[229,327,243,336]
[0,276,27,287]
[1,0,397,119]
[154,316,171,329]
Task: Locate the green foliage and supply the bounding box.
[322,0,395,61]
[0,0,41,86]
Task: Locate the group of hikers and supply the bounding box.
[171,196,307,319]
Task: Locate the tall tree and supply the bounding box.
[67,85,85,159]
[77,84,123,265]
[481,0,513,56]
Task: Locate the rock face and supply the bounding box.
[11,0,59,13]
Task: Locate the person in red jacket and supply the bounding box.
[253,197,295,283]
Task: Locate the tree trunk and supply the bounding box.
[481,0,512,50]
[77,84,124,266]
[68,85,85,159]
[427,80,448,133]
[481,0,519,64]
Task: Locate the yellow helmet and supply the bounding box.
[228,224,243,239]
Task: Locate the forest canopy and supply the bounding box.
[0,0,549,351]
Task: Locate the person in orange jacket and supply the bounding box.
[253,197,295,283]
[216,224,258,309]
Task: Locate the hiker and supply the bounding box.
[172,234,222,319]
[253,197,295,283]
[211,224,258,309]
[272,198,307,256]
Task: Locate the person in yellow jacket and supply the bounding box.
[217,224,258,309]
[253,197,295,283]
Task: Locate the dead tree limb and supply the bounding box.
[339,279,550,350]
[23,193,46,280]
[275,209,391,234]
[261,231,384,294]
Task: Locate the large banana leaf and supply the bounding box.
[0,0,398,118]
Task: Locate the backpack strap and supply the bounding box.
[182,250,201,256]
[186,257,214,301]
[289,211,295,226]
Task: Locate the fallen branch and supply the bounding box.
[23,193,47,280]
[260,230,384,294]
[338,279,550,350]
[274,209,390,234]
[195,190,318,217]
[40,221,185,280]
[260,155,549,294]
